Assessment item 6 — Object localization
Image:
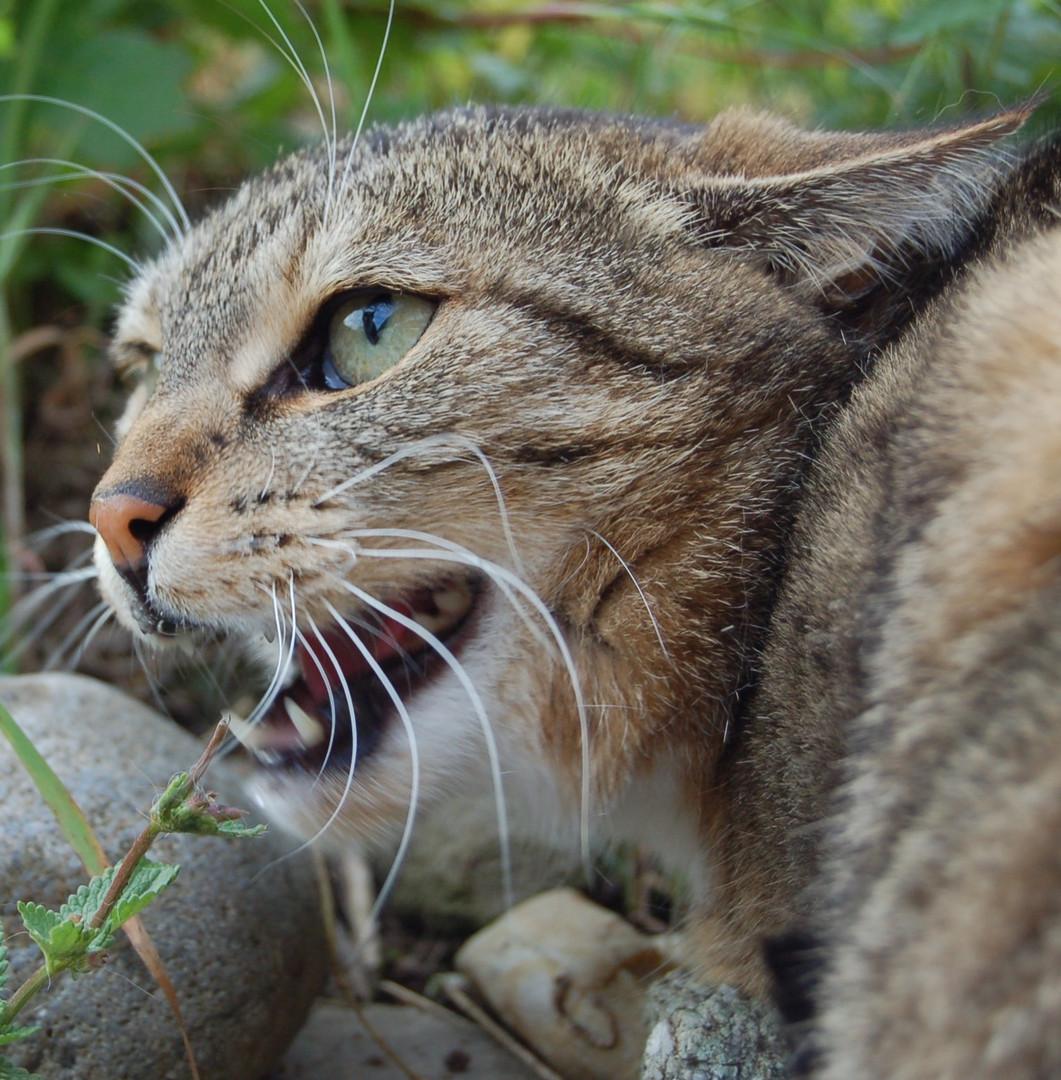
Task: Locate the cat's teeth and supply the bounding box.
[223,711,269,751]
[284,697,326,748]
[433,584,474,618]
[176,635,197,659]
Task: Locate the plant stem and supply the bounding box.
[2,963,52,1025]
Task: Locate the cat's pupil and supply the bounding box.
[356,295,395,346]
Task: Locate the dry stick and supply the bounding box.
[383,977,566,1080]
[313,854,425,1080]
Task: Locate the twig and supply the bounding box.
[439,975,567,1080]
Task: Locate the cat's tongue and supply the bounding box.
[299,605,421,705]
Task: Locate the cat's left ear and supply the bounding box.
[689,103,1034,302]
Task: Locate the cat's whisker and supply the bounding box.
[25,519,99,544]
[588,529,672,664]
[335,575,515,910]
[52,601,112,671]
[343,531,592,879]
[221,582,296,759]
[0,94,189,234]
[0,227,139,271]
[299,619,345,786]
[336,525,547,654]
[323,599,421,921]
[314,432,528,577]
[242,578,300,732]
[0,565,100,665]
[0,158,182,243]
[289,0,338,229]
[335,0,396,209]
[251,0,336,224]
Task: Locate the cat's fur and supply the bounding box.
[87,102,1061,1076]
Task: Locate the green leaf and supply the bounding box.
[215,820,267,838]
[33,28,192,165]
[104,860,181,932]
[0,1026,40,1049]
[16,902,89,974]
[0,1054,39,1079]
[0,703,108,876]
[61,859,180,938]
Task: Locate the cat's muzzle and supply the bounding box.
[227,576,481,774]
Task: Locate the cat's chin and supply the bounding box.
[226,575,482,781]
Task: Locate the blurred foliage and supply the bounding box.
[0,0,1059,638]
[2,0,1060,322]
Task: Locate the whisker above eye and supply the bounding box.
[335,0,396,209]
[0,158,183,243]
[0,94,189,234]
[0,227,140,272]
[250,0,336,226]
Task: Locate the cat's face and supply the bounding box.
[89,105,1021,852]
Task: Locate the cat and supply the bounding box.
[84,98,1061,1077]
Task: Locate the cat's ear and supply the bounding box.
[688,104,1033,302]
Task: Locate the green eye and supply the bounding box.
[322,290,436,389]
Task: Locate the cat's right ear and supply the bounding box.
[686,104,1033,304]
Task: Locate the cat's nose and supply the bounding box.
[89,490,172,570]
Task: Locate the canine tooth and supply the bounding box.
[223,711,269,751]
[176,636,197,659]
[284,697,326,748]
[412,611,449,636]
[433,585,473,618]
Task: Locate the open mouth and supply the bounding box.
[227,576,480,773]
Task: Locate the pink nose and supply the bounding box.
[89,493,170,569]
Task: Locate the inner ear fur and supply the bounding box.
[687,103,1034,302]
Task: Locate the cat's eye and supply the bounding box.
[118,347,162,397]
[321,290,436,389]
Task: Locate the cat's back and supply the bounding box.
[782,136,1061,1078]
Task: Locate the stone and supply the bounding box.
[378,789,584,933]
[455,887,668,1080]
[0,672,327,1080]
[641,971,788,1080]
[268,999,542,1079]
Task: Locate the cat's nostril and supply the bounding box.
[89,492,172,570]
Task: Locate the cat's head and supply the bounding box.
[89,105,1026,853]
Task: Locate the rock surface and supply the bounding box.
[269,999,542,1079]
[641,971,788,1080]
[0,672,327,1080]
[380,789,584,932]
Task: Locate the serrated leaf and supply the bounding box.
[16,903,89,974]
[0,943,9,994]
[61,858,179,939]
[105,860,180,932]
[0,1055,39,1079]
[0,1026,39,1049]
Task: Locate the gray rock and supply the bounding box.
[0,673,327,1080]
[269,999,542,1080]
[381,790,583,932]
[641,972,788,1080]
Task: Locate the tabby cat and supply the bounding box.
[86,98,1061,1077]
